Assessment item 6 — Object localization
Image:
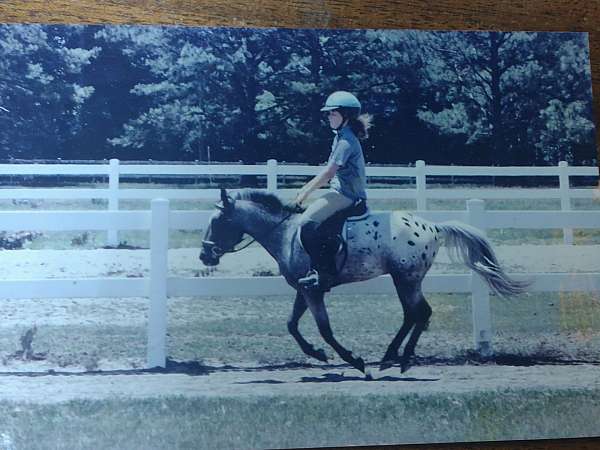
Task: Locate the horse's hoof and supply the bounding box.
[400,356,416,373]
[353,357,366,373]
[311,348,328,362]
[364,369,373,381]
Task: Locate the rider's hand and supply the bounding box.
[295,190,308,206]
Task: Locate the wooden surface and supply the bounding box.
[0,1,599,449]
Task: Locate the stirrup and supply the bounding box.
[298,269,334,292]
[298,269,320,287]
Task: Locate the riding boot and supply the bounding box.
[298,222,338,292]
[298,221,321,288]
[314,233,339,291]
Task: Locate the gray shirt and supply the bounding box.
[327,126,367,201]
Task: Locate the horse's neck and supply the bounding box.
[236,204,291,262]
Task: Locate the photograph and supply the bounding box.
[0,23,598,449]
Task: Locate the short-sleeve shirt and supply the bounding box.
[327,126,367,201]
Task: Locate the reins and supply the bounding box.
[203,203,302,257]
[228,206,298,253]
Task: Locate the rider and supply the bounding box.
[295,91,371,291]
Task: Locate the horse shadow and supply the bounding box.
[1,353,596,379]
[234,373,440,384]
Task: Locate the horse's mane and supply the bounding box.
[234,189,301,214]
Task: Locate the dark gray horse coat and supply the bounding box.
[200,189,527,374]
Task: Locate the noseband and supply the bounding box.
[201,240,228,258]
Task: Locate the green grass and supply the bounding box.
[1,389,598,449]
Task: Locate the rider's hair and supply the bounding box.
[349,113,373,140]
[339,107,373,140]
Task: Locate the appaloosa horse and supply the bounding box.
[200,189,527,374]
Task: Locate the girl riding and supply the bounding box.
[295,91,372,291]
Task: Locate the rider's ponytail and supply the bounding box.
[348,113,373,140]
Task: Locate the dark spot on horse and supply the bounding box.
[425,245,428,250]
[433,251,436,257]
[393,236,397,240]
[373,221,379,227]
[435,226,440,232]
[373,231,379,241]
[404,223,411,227]
[434,236,438,241]
[429,227,434,233]
[422,224,426,231]
[366,230,371,235]
[414,232,420,238]
[401,258,406,264]
[422,253,427,260]
[415,221,419,227]
[408,240,415,246]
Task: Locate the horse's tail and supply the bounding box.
[437,221,530,297]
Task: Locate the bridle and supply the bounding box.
[201,203,302,258]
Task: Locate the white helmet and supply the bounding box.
[320,91,361,114]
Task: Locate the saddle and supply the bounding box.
[319,199,370,250]
[298,199,371,264]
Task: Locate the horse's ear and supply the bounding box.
[219,188,235,210]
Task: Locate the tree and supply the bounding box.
[416,31,596,165]
[0,24,99,159]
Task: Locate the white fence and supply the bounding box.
[0,159,598,245]
[0,199,599,368]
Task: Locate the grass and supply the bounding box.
[0,389,598,449]
[2,292,598,368]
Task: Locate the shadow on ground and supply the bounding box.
[0,353,598,378]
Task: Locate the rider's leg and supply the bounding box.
[298,191,353,290]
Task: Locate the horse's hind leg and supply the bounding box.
[400,292,432,373]
[380,276,416,370]
[303,290,366,373]
[287,291,328,362]
[380,275,431,373]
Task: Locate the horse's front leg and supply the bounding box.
[303,290,366,374]
[287,291,328,362]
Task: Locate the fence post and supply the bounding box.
[147,198,170,368]
[108,159,120,247]
[267,159,278,192]
[559,161,573,245]
[467,199,493,357]
[416,160,426,211]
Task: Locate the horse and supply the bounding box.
[200,188,528,374]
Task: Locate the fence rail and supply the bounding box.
[0,159,598,246]
[0,199,599,367]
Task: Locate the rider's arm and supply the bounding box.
[296,163,339,204]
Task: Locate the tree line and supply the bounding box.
[0,24,596,166]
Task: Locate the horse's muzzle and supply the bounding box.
[200,240,222,266]
[199,250,220,266]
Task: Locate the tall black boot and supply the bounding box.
[298,222,338,292]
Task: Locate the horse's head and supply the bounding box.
[199,188,245,266]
